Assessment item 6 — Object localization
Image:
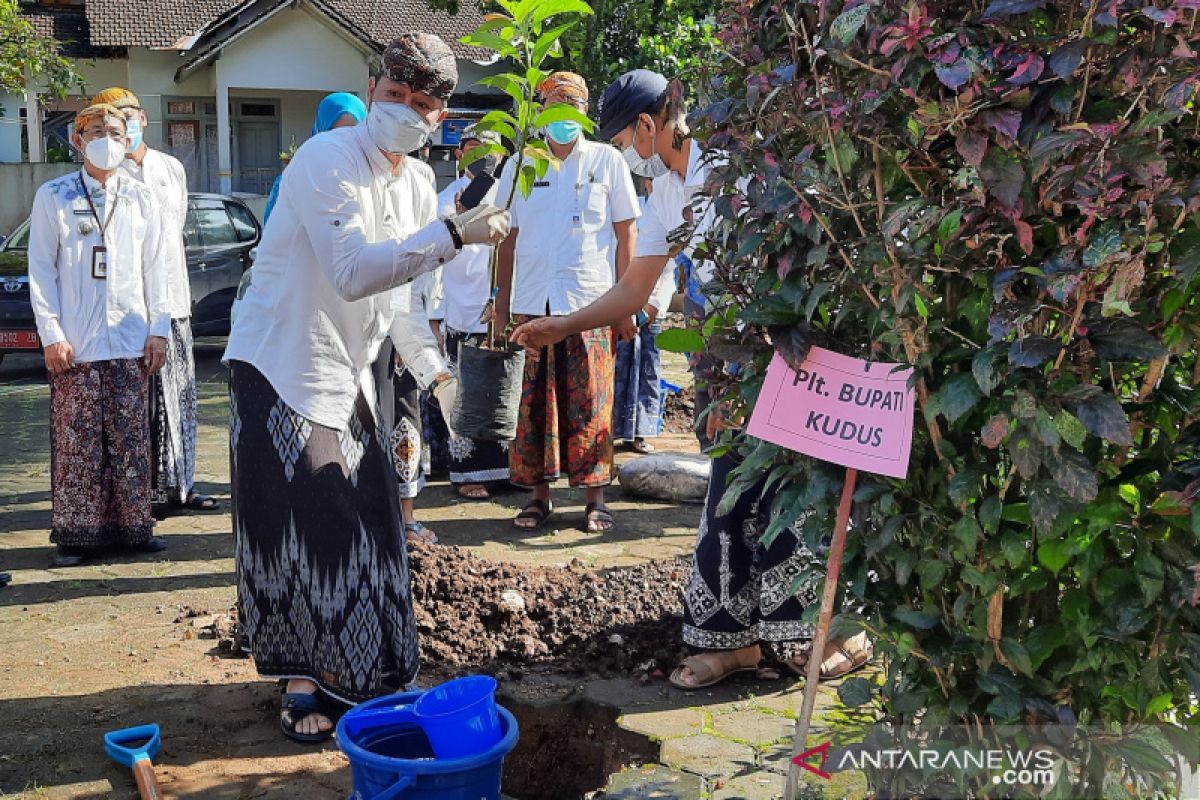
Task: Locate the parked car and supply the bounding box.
[0,193,260,366]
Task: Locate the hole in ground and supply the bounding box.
[499,691,660,800]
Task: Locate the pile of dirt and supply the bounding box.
[201,547,693,681]
[661,385,696,436]
[409,545,690,679]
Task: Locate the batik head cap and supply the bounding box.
[74,103,126,135]
[381,32,458,102]
[538,71,589,107]
[91,87,141,110]
[460,121,501,146]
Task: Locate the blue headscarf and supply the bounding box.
[311,92,367,137]
[264,93,368,224]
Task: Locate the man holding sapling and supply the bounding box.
[496,71,640,533]
[512,69,873,689]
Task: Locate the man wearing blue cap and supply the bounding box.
[512,69,873,691]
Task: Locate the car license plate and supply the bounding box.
[0,330,39,349]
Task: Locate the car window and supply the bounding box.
[3,222,30,251]
[226,202,258,243]
[182,210,200,249]
[195,207,238,248]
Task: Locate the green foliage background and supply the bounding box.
[689,0,1200,793]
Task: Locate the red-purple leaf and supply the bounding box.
[1142,5,1178,25]
[981,108,1022,139]
[935,60,973,90]
[980,149,1026,209]
[1007,52,1045,85]
[957,129,988,166]
[1047,40,1088,78]
[982,413,1011,448]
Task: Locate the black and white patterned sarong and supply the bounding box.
[682,451,822,659]
[150,317,197,503]
[228,360,420,704]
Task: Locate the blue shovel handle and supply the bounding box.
[104,724,162,768]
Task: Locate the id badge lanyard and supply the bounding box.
[80,171,119,279]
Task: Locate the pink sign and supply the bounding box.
[746,347,915,478]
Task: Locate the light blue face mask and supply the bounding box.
[545,119,582,145]
[125,116,143,154]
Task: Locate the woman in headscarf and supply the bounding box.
[262,93,368,224]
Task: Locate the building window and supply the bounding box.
[239,103,276,118]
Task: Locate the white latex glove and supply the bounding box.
[433,375,459,438]
[450,204,511,246]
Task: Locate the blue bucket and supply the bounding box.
[337,691,519,800]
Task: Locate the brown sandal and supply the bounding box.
[788,632,874,681]
[669,651,760,690]
[457,484,490,500]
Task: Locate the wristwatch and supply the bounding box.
[443,218,463,249]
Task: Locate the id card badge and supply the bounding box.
[91,245,108,279]
[572,212,583,229]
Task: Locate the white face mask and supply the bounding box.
[83,136,127,171]
[622,117,670,179]
[368,101,435,155]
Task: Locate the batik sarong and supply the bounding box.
[613,321,664,441]
[509,315,615,488]
[49,358,153,547]
[150,317,197,503]
[682,450,822,659]
[228,360,419,704]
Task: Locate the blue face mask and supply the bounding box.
[545,120,581,145]
[125,116,143,154]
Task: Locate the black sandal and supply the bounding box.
[584,502,615,532]
[280,691,336,744]
[184,493,220,511]
[513,499,554,530]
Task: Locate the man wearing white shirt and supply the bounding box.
[511,69,872,692]
[430,124,511,498]
[28,104,170,568]
[92,87,217,515]
[223,32,510,742]
[495,72,640,533]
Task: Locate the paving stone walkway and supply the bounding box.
[0,346,864,800]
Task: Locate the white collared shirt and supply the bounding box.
[501,137,640,317]
[28,169,170,363]
[223,123,457,431]
[436,174,495,333]
[120,148,190,319]
[635,140,717,284]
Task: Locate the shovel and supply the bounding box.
[104,723,164,800]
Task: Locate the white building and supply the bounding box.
[7,0,506,192]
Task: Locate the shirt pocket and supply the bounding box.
[581,184,609,231]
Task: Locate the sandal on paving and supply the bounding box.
[456,484,490,500]
[788,632,874,681]
[669,651,760,690]
[513,499,553,530]
[184,493,220,511]
[404,521,438,545]
[584,502,615,533]
[631,439,655,454]
[280,691,336,744]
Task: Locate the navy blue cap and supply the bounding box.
[597,69,669,141]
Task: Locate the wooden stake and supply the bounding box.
[785,466,858,800]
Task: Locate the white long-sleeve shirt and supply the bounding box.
[120,148,190,319]
[636,140,717,286]
[28,169,170,363]
[435,174,495,334]
[223,123,456,431]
